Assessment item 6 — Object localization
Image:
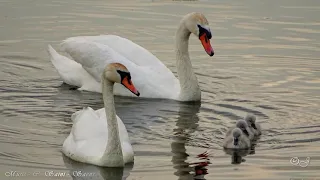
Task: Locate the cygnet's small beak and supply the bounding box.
[121,77,140,96]
[233,138,239,146]
[199,33,214,56]
[242,129,249,137]
[251,123,257,130]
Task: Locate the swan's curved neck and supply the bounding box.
[175,21,201,101]
[101,76,124,167]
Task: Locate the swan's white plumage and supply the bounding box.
[53,35,180,99]
[47,45,101,92]
[48,12,214,101]
[62,107,134,166]
[62,35,169,68]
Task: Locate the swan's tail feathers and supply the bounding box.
[71,107,89,123]
[60,37,87,52]
[47,44,83,87]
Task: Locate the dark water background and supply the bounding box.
[0,0,319,179]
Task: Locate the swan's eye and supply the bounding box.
[117,70,130,81]
[197,24,212,39]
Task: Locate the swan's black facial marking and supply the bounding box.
[197,24,212,39]
[117,70,131,85]
[116,69,139,96]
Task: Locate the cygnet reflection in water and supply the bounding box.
[248,136,260,155]
[223,148,251,165]
[171,102,211,180]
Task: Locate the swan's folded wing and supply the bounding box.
[68,107,107,157]
[60,40,112,82]
[71,107,104,141]
[62,35,178,85]
[61,36,180,99]
[63,35,170,70]
[92,35,180,96]
[47,45,84,87]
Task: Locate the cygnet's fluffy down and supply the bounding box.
[223,128,250,149]
[226,119,254,141]
[244,114,262,136]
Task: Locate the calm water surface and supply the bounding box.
[0,0,319,179]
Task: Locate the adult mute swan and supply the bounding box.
[62,63,140,167]
[47,12,214,101]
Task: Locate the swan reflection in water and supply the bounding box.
[58,90,211,179]
[62,154,133,180]
[171,102,211,180]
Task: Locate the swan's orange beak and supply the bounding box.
[199,33,214,56]
[121,76,140,96]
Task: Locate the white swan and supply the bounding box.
[244,114,262,136]
[223,128,251,149]
[62,63,140,167]
[47,12,214,101]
